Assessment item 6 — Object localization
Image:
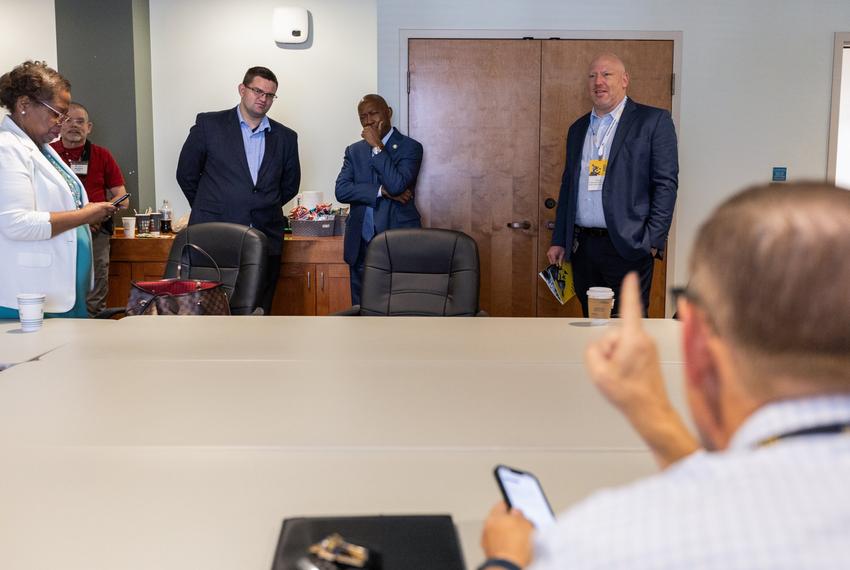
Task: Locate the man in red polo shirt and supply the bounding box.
[51,102,127,317]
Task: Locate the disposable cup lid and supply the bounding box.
[587,287,614,299]
[17,293,46,301]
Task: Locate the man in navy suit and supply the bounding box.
[177,66,301,314]
[548,53,678,316]
[335,94,423,305]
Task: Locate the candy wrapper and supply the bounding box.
[290,203,335,221]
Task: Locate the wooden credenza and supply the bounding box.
[107,235,351,315]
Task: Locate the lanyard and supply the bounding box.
[41,147,83,209]
[757,422,850,448]
[591,99,626,159]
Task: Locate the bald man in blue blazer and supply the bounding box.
[549,53,678,316]
[335,94,423,305]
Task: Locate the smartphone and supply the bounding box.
[494,465,556,530]
[111,193,131,206]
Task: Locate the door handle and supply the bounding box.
[544,198,557,209]
[320,271,325,291]
[307,271,311,290]
[546,221,556,230]
[506,221,532,230]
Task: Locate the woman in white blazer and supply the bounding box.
[0,61,117,317]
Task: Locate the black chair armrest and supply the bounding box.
[94,307,127,319]
[333,305,361,316]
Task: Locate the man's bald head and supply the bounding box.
[589,53,627,74]
[587,53,629,115]
[357,93,393,139]
[359,94,389,110]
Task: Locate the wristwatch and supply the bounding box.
[477,558,522,570]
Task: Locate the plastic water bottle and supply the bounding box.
[159,199,173,233]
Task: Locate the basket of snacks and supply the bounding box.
[289,203,336,237]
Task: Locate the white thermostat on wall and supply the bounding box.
[273,7,309,44]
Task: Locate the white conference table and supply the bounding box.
[44,315,684,364]
[0,318,116,370]
[0,316,687,569]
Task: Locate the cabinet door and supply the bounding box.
[273,262,316,315]
[107,261,132,308]
[132,262,167,282]
[316,263,351,315]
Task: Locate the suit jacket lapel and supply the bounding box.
[257,122,278,185]
[570,115,591,210]
[229,108,254,184]
[385,128,404,155]
[1,117,78,206]
[607,98,637,165]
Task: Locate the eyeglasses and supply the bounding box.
[670,286,701,307]
[670,285,718,329]
[243,84,278,100]
[37,99,71,125]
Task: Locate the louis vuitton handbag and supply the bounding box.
[126,243,231,316]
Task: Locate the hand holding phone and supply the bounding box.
[111,193,131,207]
[494,465,556,530]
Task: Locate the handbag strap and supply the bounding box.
[178,242,223,282]
[135,291,159,315]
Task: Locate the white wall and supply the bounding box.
[0,0,57,117]
[836,47,850,189]
[377,0,850,286]
[149,0,377,219]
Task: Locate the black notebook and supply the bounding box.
[271,515,466,570]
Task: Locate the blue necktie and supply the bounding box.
[363,149,379,242]
[362,204,375,242]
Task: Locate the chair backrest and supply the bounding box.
[164,222,268,315]
[359,228,481,316]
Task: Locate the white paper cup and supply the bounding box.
[122,216,136,238]
[17,293,46,332]
[587,287,615,325]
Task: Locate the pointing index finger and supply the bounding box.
[620,271,644,333]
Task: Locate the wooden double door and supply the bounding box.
[409,39,674,317]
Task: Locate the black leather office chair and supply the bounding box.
[97,222,268,318]
[164,222,268,315]
[338,228,484,316]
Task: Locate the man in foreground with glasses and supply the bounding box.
[480,182,850,569]
[177,66,301,314]
[51,102,127,317]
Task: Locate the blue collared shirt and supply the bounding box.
[236,107,270,185]
[575,96,628,229]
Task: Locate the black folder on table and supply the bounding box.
[271,515,466,570]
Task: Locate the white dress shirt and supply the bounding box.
[531,394,850,569]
